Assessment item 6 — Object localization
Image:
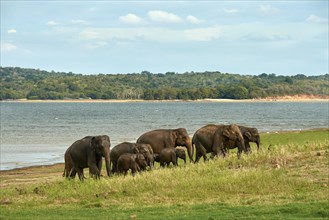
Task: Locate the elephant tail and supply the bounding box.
[62,168,66,177]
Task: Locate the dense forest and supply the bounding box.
[0,67,328,100]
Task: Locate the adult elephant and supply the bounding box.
[136,128,193,162]
[110,142,153,174]
[64,135,111,180]
[193,124,246,162]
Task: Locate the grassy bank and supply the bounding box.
[1,129,328,219]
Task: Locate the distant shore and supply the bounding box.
[1,95,328,103]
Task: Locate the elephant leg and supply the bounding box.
[69,168,77,179]
[160,161,165,167]
[171,152,178,166]
[76,167,85,181]
[237,149,242,159]
[173,157,178,166]
[198,145,208,162]
[89,163,100,179]
[136,164,141,173]
[195,147,207,162]
[131,167,136,176]
[194,139,206,163]
[213,144,223,159]
[97,159,103,174]
[245,142,251,154]
[111,162,117,174]
[220,147,226,158]
[195,151,203,163]
[63,168,69,178]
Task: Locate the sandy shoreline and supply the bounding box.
[1,96,328,103]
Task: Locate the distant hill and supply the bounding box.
[1,67,328,100]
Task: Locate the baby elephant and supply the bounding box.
[159,148,186,167]
[117,153,148,176]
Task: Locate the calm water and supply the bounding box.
[0,101,328,170]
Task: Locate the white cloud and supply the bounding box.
[186,15,202,24]
[260,5,280,15]
[47,21,60,26]
[119,13,142,24]
[1,42,17,52]
[7,29,17,34]
[71,19,90,25]
[148,10,182,23]
[224,9,238,14]
[79,26,223,42]
[306,14,328,24]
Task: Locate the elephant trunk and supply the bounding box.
[104,152,111,177]
[256,139,260,151]
[147,154,154,169]
[185,139,194,163]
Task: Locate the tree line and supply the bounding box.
[0,67,328,100]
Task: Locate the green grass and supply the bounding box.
[1,129,328,219]
[2,201,328,219]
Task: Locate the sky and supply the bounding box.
[1,1,328,75]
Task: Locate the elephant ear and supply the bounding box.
[223,126,235,140]
[91,136,102,153]
[91,136,97,148]
[244,131,252,140]
[172,130,178,141]
[170,130,181,147]
[132,146,139,154]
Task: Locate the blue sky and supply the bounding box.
[1,1,328,75]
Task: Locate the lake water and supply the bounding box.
[0,101,328,170]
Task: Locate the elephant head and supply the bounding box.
[91,135,111,176]
[135,154,148,171]
[173,128,193,162]
[153,153,160,163]
[175,148,186,163]
[242,127,260,151]
[136,143,154,168]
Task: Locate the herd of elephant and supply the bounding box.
[63,124,260,180]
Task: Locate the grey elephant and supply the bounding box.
[110,142,153,174]
[193,124,246,162]
[238,126,260,152]
[117,153,148,176]
[137,128,193,162]
[219,125,260,153]
[158,148,186,167]
[63,135,111,180]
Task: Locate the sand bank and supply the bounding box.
[2,95,328,103]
